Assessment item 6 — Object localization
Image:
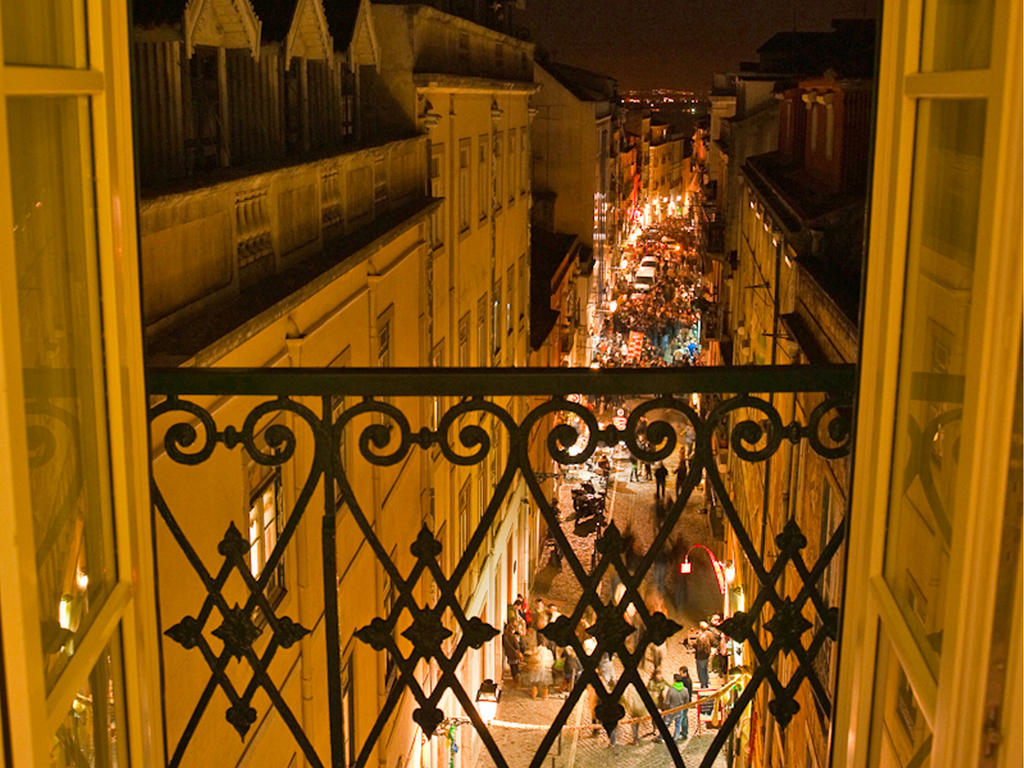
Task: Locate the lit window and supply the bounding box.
[248,470,284,597]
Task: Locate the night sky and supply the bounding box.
[521,0,878,93]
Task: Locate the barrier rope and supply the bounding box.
[489,674,748,732]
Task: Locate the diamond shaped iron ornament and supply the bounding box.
[157,519,316,755]
[147,367,855,768]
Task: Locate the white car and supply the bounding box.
[640,256,659,271]
[633,265,657,292]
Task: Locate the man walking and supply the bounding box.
[654,462,668,498]
[674,455,688,498]
[502,622,523,683]
[663,672,692,741]
[693,622,712,689]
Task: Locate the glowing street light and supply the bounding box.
[476,679,500,724]
[678,544,727,594]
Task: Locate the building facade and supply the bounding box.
[530,60,617,351]
[714,67,872,767]
[135,2,536,767]
[0,4,1019,768]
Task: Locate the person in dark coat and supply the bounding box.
[674,456,689,498]
[694,623,713,688]
[502,622,524,683]
[654,462,668,498]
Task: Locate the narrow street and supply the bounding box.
[476,219,732,768]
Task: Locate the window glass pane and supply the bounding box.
[248,503,261,578]
[49,632,127,768]
[1,0,87,68]
[920,0,993,72]
[883,99,986,675]
[8,96,117,690]
[867,628,933,767]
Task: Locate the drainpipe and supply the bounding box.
[284,333,318,758]
[490,97,503,365]
[758,231,782,561]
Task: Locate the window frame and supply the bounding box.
[0,1,159,764]
[429,143,445,249]
[493,131,503,212]
[477,134,489,225]
[247,466,286,602]
[519,127,529,197]
[833,1,1022,766]
[458,137,471,233]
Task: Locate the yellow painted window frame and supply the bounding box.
[0,1,160,765]
[834,0,1022,766]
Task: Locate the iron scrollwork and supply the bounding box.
[147,366,854,768]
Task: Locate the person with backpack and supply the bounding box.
[663,672,692,741]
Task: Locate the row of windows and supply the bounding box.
[453,254,526,368]
[429,127,530,241]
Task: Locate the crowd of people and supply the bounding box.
[502,596,582,700]
[501,592,731,746]
[592,218,713,369]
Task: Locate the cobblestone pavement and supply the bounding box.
[474,404,730,768]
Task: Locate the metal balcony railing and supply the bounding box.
[146,364,855,768]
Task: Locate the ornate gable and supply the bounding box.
[285,0,334,65]
[348,0,379,72]
[184,0,260,56]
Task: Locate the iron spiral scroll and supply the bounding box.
[147,366,854,768]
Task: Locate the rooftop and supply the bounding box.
[540,60,618,103]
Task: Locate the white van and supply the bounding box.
[633,265,657,292]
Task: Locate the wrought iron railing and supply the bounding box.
[146,365,855,768]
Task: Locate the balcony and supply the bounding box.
[146,363,854,768]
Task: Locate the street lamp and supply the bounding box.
[678,544,727,595]
[475,679,501,724]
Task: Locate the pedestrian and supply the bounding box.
[534,599,550,648]
[528,642,554,699]
[663,672,691,741]
[629,456,639,482]
[647,668,669,741]
[502,622,523,683]
[654,461,668,498]
[694,622,712,689]
[644,640,665,675]
[562,646,582,692]
[710,614,727,676]
[674,456,688,498]
[621,685,646,744]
